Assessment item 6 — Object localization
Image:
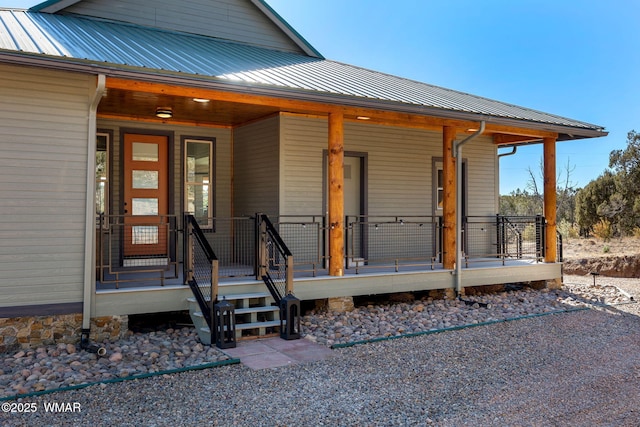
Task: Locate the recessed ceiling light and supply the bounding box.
[193,98,210,103]
[357,116,371,120]
[155,107,173,119]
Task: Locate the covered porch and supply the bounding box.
[93,77,565,287]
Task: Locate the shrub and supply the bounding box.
[592,219,613,240]
[557,219,579,239]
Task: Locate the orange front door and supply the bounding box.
[123,134,169,259]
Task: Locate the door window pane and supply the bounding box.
[132,142,158,161]
[132,198,158,216]
[132,170,159,189]
[132,226,158,244]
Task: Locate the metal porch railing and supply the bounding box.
[258,214,294,305]
[274,215,326,276]
[345,215,441,273]
[463,215,547,266]
[98,214,560,289]
[96,214,179,288]
[184,214,218,328]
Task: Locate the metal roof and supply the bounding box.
[0,9,606,137]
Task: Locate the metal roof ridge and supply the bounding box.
[29,0,323,59]
[29,0,82,13]
[21,9,317,60]
[251,0,323,59]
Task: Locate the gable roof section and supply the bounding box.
[0,9,605,139]
[29,0,322,58]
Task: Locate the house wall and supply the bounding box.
[463,137,500,257]
[233,115,280,218]
[0,64,93,312]
[62,0,303,53]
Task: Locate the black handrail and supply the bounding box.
[258,214,293,305]
[184,214,218,329]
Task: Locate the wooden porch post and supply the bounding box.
[442,126,457,269]
[328,110,345,276]
[543,137,557,263]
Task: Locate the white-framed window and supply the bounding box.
[96,132,109,225]
[184,139,213,228]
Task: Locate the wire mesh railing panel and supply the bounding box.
[463,220,499,258]
[96,214,178,287]
[191,234,213,302]
[276,215,325,273]
[346,216,440,270]
[465,216,544,262]
[198,217,256,278]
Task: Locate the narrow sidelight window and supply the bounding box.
[184,139,213,228]
[96,132,109,222]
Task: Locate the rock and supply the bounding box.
[109,352,123,363]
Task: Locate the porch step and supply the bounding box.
[187,291,281,343]
[187,291,272,304]
[199,320,281,340]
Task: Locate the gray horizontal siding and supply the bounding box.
[0,64,92,308]
[280,116,452,217]
[233,115,280,217]
[346,122,440,216]
[64,0,303,53]
[464,136,498,216]
[280,115,326,215]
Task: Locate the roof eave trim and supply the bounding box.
[121,70,609,140]
[251,0,324,59]
[29,0,82,13]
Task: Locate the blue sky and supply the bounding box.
[5,0,639,194]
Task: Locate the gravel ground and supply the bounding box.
[1,275,639,426]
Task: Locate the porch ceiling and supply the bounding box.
[98,88,282,127]
[97,85,560,141]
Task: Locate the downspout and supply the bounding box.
[453,121,485,296]
[81,74,106,356]
[498,146,517,158]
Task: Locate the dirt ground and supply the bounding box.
[562,236,640,277]
[563,236,640,259]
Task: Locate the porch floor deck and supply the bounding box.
[96,257,542,292]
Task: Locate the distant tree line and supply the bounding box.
[575,130,640,237]
[500,130,640,239]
